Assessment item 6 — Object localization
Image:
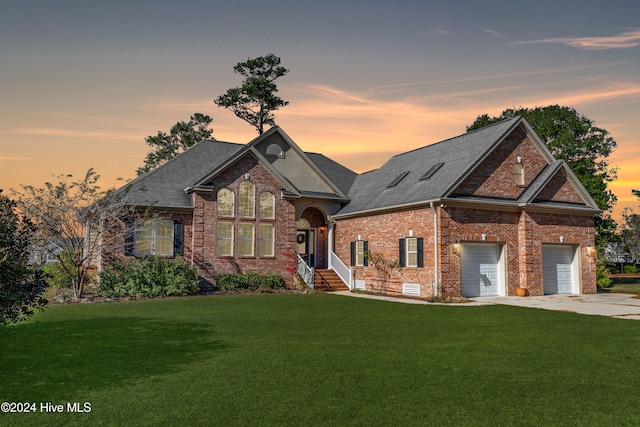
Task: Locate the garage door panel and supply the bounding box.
[543,245,574,294]
[461,244,501,297]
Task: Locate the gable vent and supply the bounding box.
[420,162,444,180]
[266,144,284,158]
[387,171,410,188]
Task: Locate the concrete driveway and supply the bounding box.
[477,293,640,320]
[330,290,640,320]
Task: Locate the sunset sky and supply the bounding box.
[1,0,639,221]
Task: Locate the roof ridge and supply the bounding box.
[387,116,521,160]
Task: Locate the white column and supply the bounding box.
[328,222,334,269]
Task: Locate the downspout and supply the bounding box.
[430,202,439,297]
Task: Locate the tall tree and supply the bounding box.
[137,113,214,176]
[215,53,289,135]
[467,105,618,286]
[0,190,47,325]
[15,169,137,300]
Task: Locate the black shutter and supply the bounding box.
[363,240,369,266]
[417,238,424,268]
[399,238,405,267]
[350,242,355,266]
[124,218,135,256]
[173,220,183,257]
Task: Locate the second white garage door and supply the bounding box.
[461,243,502,297]
[543,245,575,294]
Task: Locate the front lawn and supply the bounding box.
[604,276,640,294]
[2,294,640,426]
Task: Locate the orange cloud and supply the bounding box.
[11,128,140,141]
[514,29,640,50]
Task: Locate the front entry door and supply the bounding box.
[295,230,316,267]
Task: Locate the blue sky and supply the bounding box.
[1,0,639,217]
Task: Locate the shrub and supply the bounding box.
[97,257,200,298]
[43,250,91,289]
[216,273,286,291]
[623,265,638,274]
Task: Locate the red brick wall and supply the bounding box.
[526,211,596,294]
[335,205,597,298]
[439,207,521,296]
[192,153,297,284]
[334,207,438,298]
[535,171,585,204]
[454,126,548,199]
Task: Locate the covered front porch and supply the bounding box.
[294,205,350,291]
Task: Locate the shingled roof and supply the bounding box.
[334,117,522,216]
[117,117,598,215]
[117,140,244,209]
[333,117,599,217]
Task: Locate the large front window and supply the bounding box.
[217,188,234,217]
[258,223,274,257]
[237,223,254,256]
[134,219,174,256]
[259,192,274,219]
[239,181,255,218]
[217,222,234,256]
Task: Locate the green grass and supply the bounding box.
[2,294,640,426]
[604,277,640,294]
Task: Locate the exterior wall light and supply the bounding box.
[585,246,596,259]
[452,243,461,256]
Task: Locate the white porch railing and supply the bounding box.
[296,254,314,289]
[329,251,352,290]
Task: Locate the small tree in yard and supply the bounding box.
[14,169,136,300]
[365,251,402,295]
[0,190,47,325]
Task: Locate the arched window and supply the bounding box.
[239,181,255,218]
[266,144,284,158]
[259,192,275,219]
[217,188,234,217]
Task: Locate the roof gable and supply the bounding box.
[521,161,598,209]
[448,121,554,200]
[191,126,352,201]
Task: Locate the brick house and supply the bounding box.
[103,116,600,297]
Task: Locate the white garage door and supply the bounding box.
[543,245,574,294]
[461,243,501,297]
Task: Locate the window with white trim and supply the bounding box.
[216,222,234,256]
[217,188,234,217]
[237,223,254,256]
[406,237,418,267]
[239,181,255,218]
[258,223,274,257]
[355,240,365,266]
